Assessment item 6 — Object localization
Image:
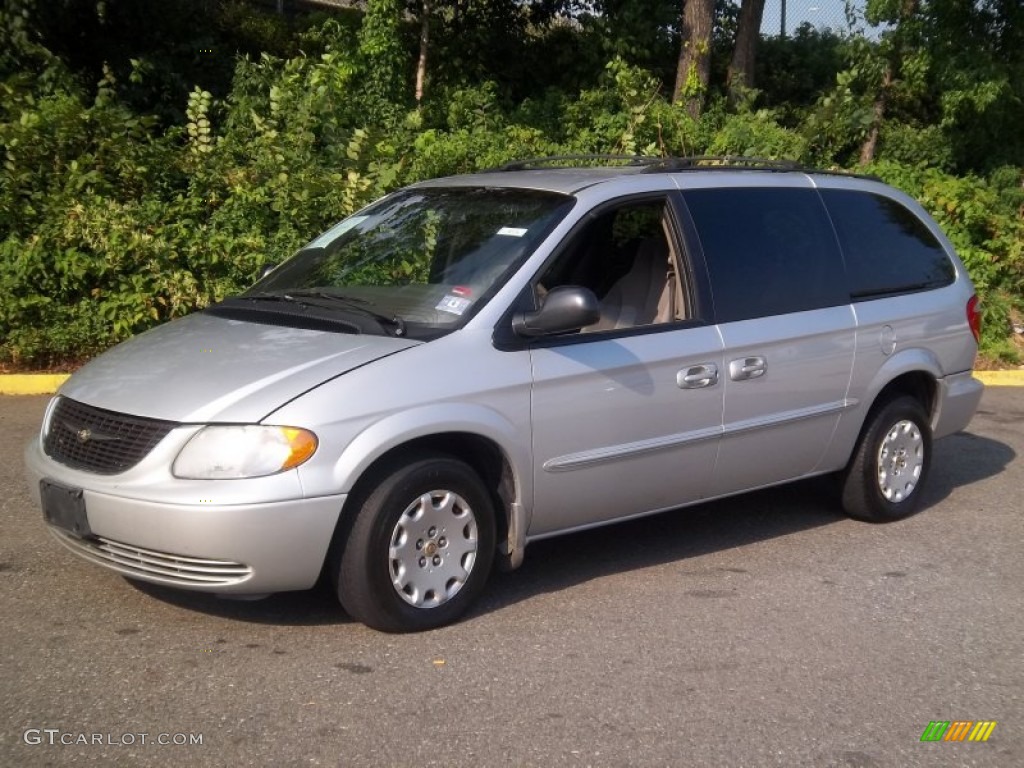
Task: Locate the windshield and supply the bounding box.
[220,187,573,339]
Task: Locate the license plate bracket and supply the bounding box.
[40,480,92,538]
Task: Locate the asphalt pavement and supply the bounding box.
[1,390,1021,767]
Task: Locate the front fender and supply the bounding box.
[332,403,531,498]
[327,403,533,566]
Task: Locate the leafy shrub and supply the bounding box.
[708,109,808,159]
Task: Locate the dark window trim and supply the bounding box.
[848,283,956,302]
[492,191,712,351]
[671,191,718,324]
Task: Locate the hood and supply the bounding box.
[60,312,419,423]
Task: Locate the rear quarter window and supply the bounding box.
[682,188,848,322]
[820,189,955,300]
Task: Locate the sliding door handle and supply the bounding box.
[677,363,719,389]
[729,356,766,381]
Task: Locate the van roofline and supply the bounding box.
[409,155,881,195]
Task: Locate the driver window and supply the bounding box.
[537,198,688,332]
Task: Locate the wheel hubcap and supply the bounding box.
[877,419,924,503]
[389,490,478,608]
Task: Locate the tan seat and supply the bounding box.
[588,237,673,331]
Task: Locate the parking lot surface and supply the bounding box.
[1,390,1021,767]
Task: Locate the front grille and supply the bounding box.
[43,397,177,475]
[49,529,253,587]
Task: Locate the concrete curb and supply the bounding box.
[974,371,1024,387]
[0,374,71,395]
[1,370,1022,395]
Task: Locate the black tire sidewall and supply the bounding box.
[338,456,496,632]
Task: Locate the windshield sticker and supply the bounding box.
[497,226,528,237]
[436,295,473,315]
[308,215,369,248]
[451,285,473,297]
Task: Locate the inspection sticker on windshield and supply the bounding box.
[436,294,473,315]
[497,226,527,237]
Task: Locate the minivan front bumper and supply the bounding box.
[24,439,345,595]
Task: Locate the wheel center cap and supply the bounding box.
[423,541,439,557]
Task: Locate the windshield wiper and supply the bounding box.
[278,289,373,304]
[241,291,406,337]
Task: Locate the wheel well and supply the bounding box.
[340,433,514,555]
[871,371,936,419]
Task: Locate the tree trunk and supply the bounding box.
[859,66,892,165]
[728,0,767,100]
[673,0,715,119]
[415,0,432,105]
[858,0,919,165]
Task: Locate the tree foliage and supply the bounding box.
[0,0,1021,367]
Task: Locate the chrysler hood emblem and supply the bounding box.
[76,428,92,444]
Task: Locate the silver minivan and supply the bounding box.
[24,158,984,631]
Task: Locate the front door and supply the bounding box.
[528,328,725,536]
[524,195,725,537]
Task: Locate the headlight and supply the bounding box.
[172,425,318,479]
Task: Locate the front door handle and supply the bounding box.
[677,363,719,389]
[729,356,766,381]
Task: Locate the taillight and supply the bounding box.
[966,295,981,344]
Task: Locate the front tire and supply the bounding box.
[841,395,932,522]
[335,455,496,632]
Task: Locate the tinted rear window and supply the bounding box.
[820,190,955,299]
[682,188,847,322]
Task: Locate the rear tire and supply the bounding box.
[334,455,495,632]
[841,396,932,522]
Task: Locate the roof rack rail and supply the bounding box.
[645,155,802,171]
[486,154,662,172]
[482,154,880,181]
[643,156,880,180]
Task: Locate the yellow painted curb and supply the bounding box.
[974,370,1024,387]
[0,370,1021,395]
[0,374,70,395]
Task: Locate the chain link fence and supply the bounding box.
[760,0,887,38]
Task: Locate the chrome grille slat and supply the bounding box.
[96,552,245,583]
[96,545,251,578]
[42,397,177,475]
[49,529,252,587]
[95,539,246,567]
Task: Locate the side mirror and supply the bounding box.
[513,285,601,337]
